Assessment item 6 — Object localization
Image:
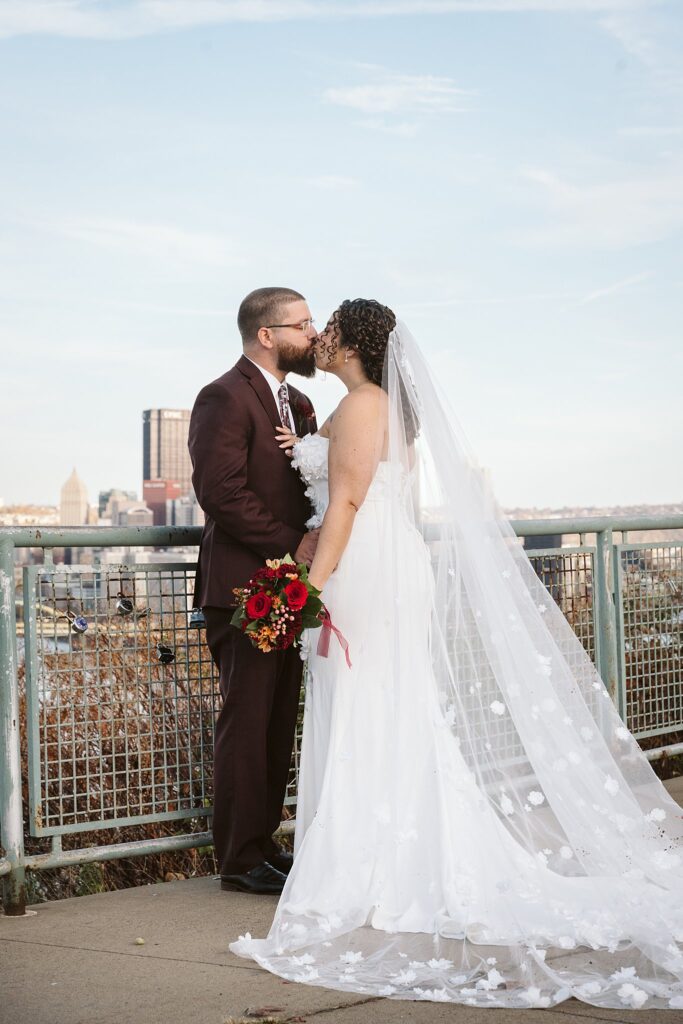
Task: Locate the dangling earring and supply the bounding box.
[344,350,349,363]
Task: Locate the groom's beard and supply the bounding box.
[276,341,316,378]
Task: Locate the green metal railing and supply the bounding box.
[1,517,682,915]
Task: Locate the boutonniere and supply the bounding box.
[291,393,315,419]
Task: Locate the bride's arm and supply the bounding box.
[307,388,385,591]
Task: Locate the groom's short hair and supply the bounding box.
[238,287,306,345]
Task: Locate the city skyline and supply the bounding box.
[5,446,682,520]
[1,1,681,508]
[142,407,193,496]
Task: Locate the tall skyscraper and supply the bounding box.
[142,409,192,495]
[59,468,89,525]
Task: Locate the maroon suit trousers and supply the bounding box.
[204,606,304,875]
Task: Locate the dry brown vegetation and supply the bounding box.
[8,553,682,904]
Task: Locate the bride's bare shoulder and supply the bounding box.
[328,384,387,442]
[337,383,387,415]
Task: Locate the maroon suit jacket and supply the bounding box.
[188,355,318,608]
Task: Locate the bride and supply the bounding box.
[230,299,683,1010]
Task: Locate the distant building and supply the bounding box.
[110,498,151,526]
[166,490,205,528]
[143,479,182,526]
[109,498,138,523]
[118,504,154,528]
[99,488,137,517]
[142,409,192,496]
[59,468,89,526]
[109,497,142,524]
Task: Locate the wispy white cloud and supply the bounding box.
[355,118,419,137]
[304,175,360,189]
[36,216,242,268]
[402,289,576,310]
[599,10,658,63]
[111,300,236,317]
[599,7,683,92]
[516,163,683,248]
[0,0,655,40]
[618,125,683,138]
[324,72,471,115]
[576,270,654,305]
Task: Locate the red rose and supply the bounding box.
[284,580,308,610]
[246,592,272,619]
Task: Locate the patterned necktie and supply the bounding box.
[278,383,293,431]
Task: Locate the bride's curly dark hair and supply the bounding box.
[330,298,420,443]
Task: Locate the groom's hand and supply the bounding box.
[294,529,320,568]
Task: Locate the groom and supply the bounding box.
[189,287,319,895]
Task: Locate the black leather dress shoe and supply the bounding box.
[220,861,287,894]
[267,849,293,874]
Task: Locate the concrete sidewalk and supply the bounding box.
[2,776,682,1024]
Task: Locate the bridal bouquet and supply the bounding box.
[230,555,324,654]
[230,555,352,665]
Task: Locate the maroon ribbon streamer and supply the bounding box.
[316,607,352,668]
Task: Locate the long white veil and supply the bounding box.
[387,321,683,855]
[231,321,683,1010]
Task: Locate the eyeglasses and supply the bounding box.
[266,319,315,333]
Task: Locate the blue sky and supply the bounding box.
[1,0,681,509]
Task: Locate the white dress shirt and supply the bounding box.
[245,357,295,432]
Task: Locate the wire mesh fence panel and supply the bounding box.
[24,562,220,836]
[616,542,683,739]
[525,547,597,664]
[19,542,680,843]
[488,546,598,775]
[435,546,598,784]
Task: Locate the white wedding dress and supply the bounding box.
[230,326,683,1010]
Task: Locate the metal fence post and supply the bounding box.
[594,528,619,702]
[0,537,26,915]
